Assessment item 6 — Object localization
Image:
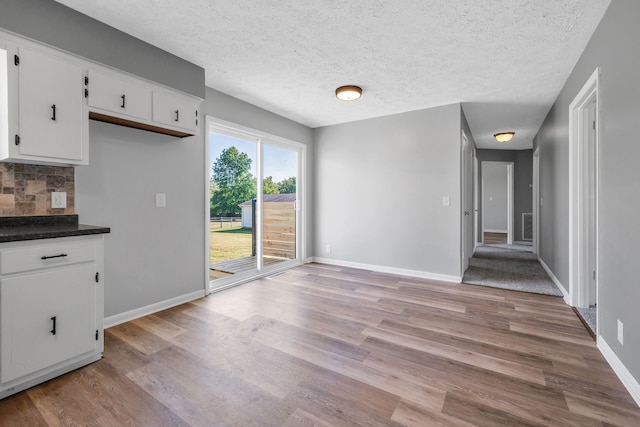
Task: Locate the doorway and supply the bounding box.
[481,161,514,245]
[569,68,599,335]
[206,117,305,293]
[532,147,540,254]
[461,130,474,274]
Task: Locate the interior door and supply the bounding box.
[586,98,597,306]
[461,132,473,272]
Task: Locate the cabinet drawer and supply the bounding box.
[0,240,96,275]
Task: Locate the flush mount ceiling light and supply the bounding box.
[335,85,362,101]
[494,132,515,143]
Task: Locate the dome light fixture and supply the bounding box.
[494,132,515,143]
[335,85,362,101]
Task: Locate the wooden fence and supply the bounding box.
[263,201,296,259]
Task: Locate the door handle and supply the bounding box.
[51,104,56,121]
[121,94,126,108]
[175,109,179,122]
[51,316,57,335]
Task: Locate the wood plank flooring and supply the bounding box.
[2,263,639,426]
[484,232,508,244]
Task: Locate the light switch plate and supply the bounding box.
[155,193,166,208]
[52,192,67,209]
[442,196,450,207]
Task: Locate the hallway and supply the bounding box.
[462,244,563,297]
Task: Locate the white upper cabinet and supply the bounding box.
[0,32,202,167]
[152,90,199,133]
[86,68,201,138]
[86,69,151,121]
[0,45,88,165]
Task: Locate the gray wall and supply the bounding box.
[204,88,314,259]
[534,0,640,383]
[313,103,462,278]
[76,123,205,317]
[482,163,509,231]
[476,149,533,242]
[0,0,204,98]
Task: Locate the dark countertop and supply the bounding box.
[0,215,110,243]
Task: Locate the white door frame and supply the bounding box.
[461,130,473,273]
[568,68,600,309]
[480,161,514,244]
[532,147,540,254]
[205,116,307,294]
[473,151,480,249]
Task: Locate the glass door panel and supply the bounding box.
[262,144,298,269]
[209,131,258,285]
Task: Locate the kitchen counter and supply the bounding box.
[0,215,110,243]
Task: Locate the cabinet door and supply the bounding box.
[87,70,151,120]
[17,47,85,162]
[0,264,97,383]
[152,90,199,133]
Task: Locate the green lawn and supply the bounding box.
[209,223,253,264]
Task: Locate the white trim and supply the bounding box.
[481,161,514,245]
[204,117,212,295]
[532,147,540,254]
[538,256,570,303]
[310,257,462,283]
[568,67,600,308]
[461,129,469,275]
[104,290,205,328]
[473,151,480,249]
[507,163,514,244]
[598,337,640,407]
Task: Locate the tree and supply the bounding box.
[210,147,256,216]
[263,176,280,195]
[277,176,296,194]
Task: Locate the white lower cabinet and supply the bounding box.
[0,235,104,399]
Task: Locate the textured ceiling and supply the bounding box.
[56,0,610,149]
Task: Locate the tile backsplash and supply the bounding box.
[0,163,74,216]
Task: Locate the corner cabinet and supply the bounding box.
[0,235,104,399]
[0,44,89,165]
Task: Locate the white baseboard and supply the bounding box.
[598,337,640,407]
[483,229,508,233]
[104,289,206,328]
[310,257,461,283]
[538,256,570,304]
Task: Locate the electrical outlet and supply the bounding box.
[155,193,166,208]
[617,319,624,345]
[51,192,67,209]
[326,244,332,254]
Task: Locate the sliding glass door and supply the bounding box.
[207,119,303,292]
[208,131,258,283]
[262,144,298,269]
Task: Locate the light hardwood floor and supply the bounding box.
[1,263,639,426]
[483,232,508,245]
